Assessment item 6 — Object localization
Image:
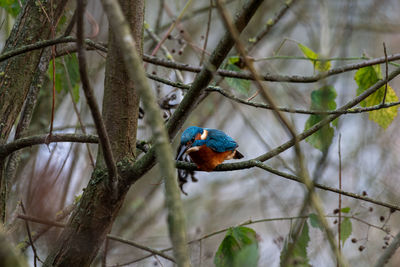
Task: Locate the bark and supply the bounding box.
[0,225,27,267]
[0,0,68,142]
[100,0,142,163]
[43,1,144,266]
[99,0,190,265]
[0,0,69,223]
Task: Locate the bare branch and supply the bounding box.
[0,133,98,158]
[76,0,118,189]
[143,53,400,83]
[248,0,297,51]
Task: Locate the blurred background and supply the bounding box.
[2,0,400,266]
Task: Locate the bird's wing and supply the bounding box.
[205,129,238,152]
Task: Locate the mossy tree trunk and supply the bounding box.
[0,0,68,142]
[0,0,69,222]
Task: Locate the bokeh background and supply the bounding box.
[2,0,400,266]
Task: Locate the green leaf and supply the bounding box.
[355,65,398,128]
[309,213,323,230]
[224,63,251,96]
[214,226,259,267]
[280,222,310,267]
[340,207,351,213]
[340,217,352,245]
[228,56,240,65]
[298,43,331,72]
[305,86,337,151]
[310,85,337,110]
[48,54,80,102]
[233,243,259,267]
[0,0,25,17]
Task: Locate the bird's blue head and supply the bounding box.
[180,126,204,145]
[177,126,205,159]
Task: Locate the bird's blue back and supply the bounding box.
[180,126,238,153]
[193,128,238,152]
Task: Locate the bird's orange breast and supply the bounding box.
[187,145,235,171]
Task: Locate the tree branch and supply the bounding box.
[147,73,400,115]
[0,133,98,158]
[248,0,297,51]
[143,53,400,83]
[76,1,118,189]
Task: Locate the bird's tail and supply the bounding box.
[234,150,244,159]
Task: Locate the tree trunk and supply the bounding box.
[0,0,69,222]
[0,0,68,142]
[43,1,144,266]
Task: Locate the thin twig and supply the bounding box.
[76,0,118,191]
[338,134,342,267]
[143,53,400,83]
[382,42,389,105]
[145,24,184,82]
[154,0,165,34]
[20,202,40,266]
[374,229,400,267]
[16,214,176,263]
[0,133,98,158]
[107,234,176,263]
[61,57,95,167]
[120,213,389,265]
[199,0,213,66]
[252,161,400,212]
[147,73,400,115]
[248,0,297,52]
[149,0,193,58]
[19,204,75,252]
[1,36,399,85]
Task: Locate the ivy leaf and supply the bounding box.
[214,226,259,267]
[48,54,80,102]
[280,221,310,267]
[340,217,352,245]
[305,86,337,151]
[0,0,25,17]
[309,213,323,230]
[355,65,398,128]
[224,57,251,96]
[298,43,331,72]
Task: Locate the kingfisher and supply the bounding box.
[177,126,244,172]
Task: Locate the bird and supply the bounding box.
[177,126,244,172]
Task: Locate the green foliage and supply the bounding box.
[355,65,398,128]
[224,57,251,95]
[0,0,24,17]
[214,226,259,267]
[280,221,310,267]
[305,85,337,151]
[340,217,352,246]
[48,54,80,103]
[298,43,331,71]
[309,213,323,230]
[340,207,351,213]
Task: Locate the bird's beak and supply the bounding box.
[176,143,190,160]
